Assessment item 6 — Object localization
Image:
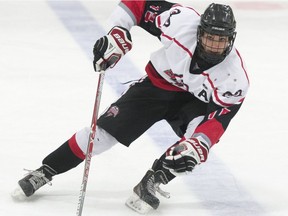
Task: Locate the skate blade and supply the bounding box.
[125,192,153,214]
[11,185,27,201]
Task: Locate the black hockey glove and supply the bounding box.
[93,26,132,72]
[163,138,209,174]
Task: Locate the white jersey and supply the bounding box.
[150,6,249,107]
[108,0,250,146]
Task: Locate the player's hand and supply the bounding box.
[93,26,132,72]
[163,138,209,174]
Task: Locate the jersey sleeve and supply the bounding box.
[185,100,243,148]
[109,0,175,36]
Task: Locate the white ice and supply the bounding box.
[1,1,288,216]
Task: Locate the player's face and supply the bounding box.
[201,32,229,55]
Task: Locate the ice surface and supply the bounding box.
[1,1,288,216]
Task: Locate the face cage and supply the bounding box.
[197,27,236,64]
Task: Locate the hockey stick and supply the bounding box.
[76,70,105,216]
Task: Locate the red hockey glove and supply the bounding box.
[93,26,132,72]
[163,138,209,174]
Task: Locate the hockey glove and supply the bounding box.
[93,26,132,72]
[163,138,209,174]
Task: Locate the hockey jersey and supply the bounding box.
[109,0,249,148]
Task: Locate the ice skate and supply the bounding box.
[12,164,57,199]
[126,160,171,214]
[126,169,159,214]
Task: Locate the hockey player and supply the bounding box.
[13,0,249,214]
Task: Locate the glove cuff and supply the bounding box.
[185,138,209,163]
[108,26,132,55]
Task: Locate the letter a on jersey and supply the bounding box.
[198,89,208,101]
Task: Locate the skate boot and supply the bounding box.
[13,164,57,198]
[126,169,160,213]
[126,160,172,214]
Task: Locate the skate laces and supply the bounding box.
[23,168,52,187]
[146,175,156,195]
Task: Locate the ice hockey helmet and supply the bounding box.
[197,3,237,64]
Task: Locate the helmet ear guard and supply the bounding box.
[197,3,237,64]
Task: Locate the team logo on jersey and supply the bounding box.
[105,106,119,117]
[223,90,242,98]
[164,69,189,90]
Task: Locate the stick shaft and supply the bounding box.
[76,71,105,216]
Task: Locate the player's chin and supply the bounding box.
[205,50,224,55]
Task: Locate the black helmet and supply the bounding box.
[197,3,237,64]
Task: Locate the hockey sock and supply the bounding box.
[42,140,84,175]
